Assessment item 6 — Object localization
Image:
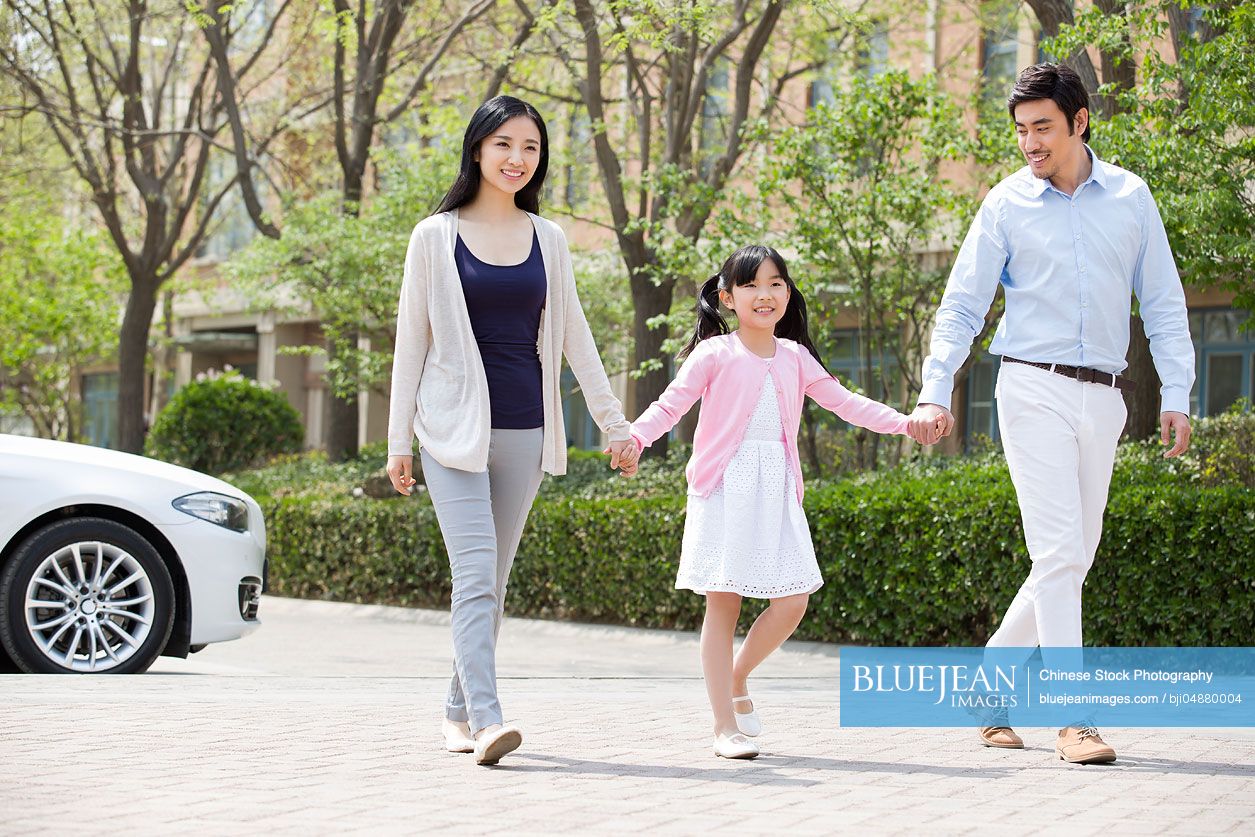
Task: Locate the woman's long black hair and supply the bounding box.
[434,95,550,215]
[679,245,831,374]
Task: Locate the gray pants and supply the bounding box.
[421,428,544,733]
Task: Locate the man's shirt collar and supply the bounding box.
[1028,145,1105,198]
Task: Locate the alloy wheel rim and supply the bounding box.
[23,541,155,672]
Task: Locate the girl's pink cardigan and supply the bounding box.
[630,333,910,502]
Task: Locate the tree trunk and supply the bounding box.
[630,273,675,459]
[1124,313,1162,439]
[1024,0,1100,96]
[324,335,360,462]
[117,280,158,454]
[1090,0,1155,438]
[1094,0,1137,116]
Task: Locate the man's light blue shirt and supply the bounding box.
[919,148,1195,415]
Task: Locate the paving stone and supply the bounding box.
[1,596,1251,833]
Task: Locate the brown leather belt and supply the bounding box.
[1003,356,1136,392]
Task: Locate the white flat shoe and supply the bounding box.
[474,724,523,766]
[733,694,762,737]
[713,731,759,759]
[442,718,474,753]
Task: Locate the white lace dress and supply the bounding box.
[676,362,822,598]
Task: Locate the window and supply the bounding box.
[699,59,731,177]
[564,108,592,209]
[808,71,836,109]
[82,372,119,449]
[1186,5,1206,38]
[981,3,1020,101]
[195,153,261,262]
[1189,308,1254,416]
[230,0,273,55]
[825,329,901,423]
[965,355,1002,446]
[560,367,601,450]
[856,20,890,78]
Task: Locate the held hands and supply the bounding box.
[907,403,955,446]
[1160,411,1191,458]
[603,438,640,477]
[387,454,418,495]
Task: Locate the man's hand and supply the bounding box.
[1160,411,1191,458]
[604,439,640,477]
[907,403,955,446]
[387,454,417,495]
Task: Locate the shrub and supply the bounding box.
[257,452,1254,646]
[146,370,304,474]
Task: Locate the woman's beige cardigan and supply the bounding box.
[386,209,631,475]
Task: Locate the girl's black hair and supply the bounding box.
[679,245,831,374]
[434,95,550,215]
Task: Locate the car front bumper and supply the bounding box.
[156,512,266,645]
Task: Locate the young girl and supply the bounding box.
[628,245,915,759]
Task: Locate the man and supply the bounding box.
[908,63,1194,764]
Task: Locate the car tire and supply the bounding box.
[0,517,175,674]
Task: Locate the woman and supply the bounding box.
[385,96,638,766]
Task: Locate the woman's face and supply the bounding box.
[475,115,542,198]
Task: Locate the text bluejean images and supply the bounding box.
[839,647,1255,727]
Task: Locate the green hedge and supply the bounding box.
[260,455,1255,646]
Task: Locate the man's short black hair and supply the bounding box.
[1007,62,1091,143]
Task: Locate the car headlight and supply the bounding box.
[173,492,249,532]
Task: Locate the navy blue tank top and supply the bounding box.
[454,231,546,429]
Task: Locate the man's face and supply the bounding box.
[1014,98,1088,182]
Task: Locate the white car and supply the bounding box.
[0,434,266,673]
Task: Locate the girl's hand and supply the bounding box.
[387,455,418,495]
[604,439,640,477]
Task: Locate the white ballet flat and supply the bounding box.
[733,694,762,737]
[474,724,523,766]
[442,718,475,753]
[714,731,759,759]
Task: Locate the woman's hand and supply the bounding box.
[387,455,418,495]
[604,439,640,478]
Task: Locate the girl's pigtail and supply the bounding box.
[679,274,729,360]
[775,277,833,376]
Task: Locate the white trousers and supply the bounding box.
[986,361,1127,652]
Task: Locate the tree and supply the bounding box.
[227,141,459,410]
[205,0,531,460]
[523,0,864,456]
[760,70,969,469]
[0,0,303,453]
[0,202,124,441]
[1044,1,1255,433]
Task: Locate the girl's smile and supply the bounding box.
[720,260,790,333]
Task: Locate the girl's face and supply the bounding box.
[720,258,790,333]
[475,114,542,198]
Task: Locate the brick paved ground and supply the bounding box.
[2,597,1252,835]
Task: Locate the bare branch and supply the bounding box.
[200,0,280,238]
[381,0,494,124]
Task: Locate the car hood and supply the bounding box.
[0,435,251,501]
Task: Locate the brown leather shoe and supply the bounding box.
[979,726,1024,749]
[1056,726,1117,764]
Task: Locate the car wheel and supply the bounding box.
[0,517,175,674]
